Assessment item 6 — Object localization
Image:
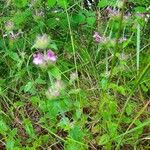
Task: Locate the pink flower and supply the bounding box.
[33,53,44,65]
[47,50,57,62]
[93,32,102,43]
[33,50,57,67]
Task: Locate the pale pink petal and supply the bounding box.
[33,53,44,65]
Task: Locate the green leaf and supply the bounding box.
[65,140,86,150]
[69,126,84,141]
[35,77,46,85]
[101,78,108,90]
[8,52,20,62]
[134,6,146,13]
[13,0,28,8]
[0,120,8,135]
[57,0,68,8]
[24,82,33,92]
[6,138,15,150]
[107,122,118,137]
[48,0,56,7]
[49,67,61,80]
[23,118,35,137]
[98,134,110,145]
[58,117,71,131]
[98,0,108,8]
[109,83,126,95]
[73,12,86,24]
[49,43,58,50]
[86,17,96,26]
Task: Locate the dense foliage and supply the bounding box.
[0,0,150,149]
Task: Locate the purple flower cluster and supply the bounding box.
[93,31,127,45]
[93,32,109,44]
[93,32,103,43]
[33,50,57,66]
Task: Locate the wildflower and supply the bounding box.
[46,50,57,63]
[33,53,44,65]
[46,80,64,99]
[93,32,103,43]
[33,34,50,49]
[33,50,57,66]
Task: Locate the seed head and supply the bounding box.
[33,34,50,49]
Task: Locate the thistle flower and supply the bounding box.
[33,34,50,49]
[33,53,44,65]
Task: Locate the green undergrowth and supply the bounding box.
[0,0,150,150]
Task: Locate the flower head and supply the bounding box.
[46,80,64,99]
[46,50,57,62]
[33,34,50,49]
[33,53,44,65]
[93,32,103,43]
[33,50,57,67]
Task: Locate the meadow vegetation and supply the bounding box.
[0,0,150,149]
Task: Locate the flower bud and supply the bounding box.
[33,34,50,49]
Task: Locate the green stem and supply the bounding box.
[109,0,126,80]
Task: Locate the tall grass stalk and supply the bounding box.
[137,23,140,74]
[63,0,78,84]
